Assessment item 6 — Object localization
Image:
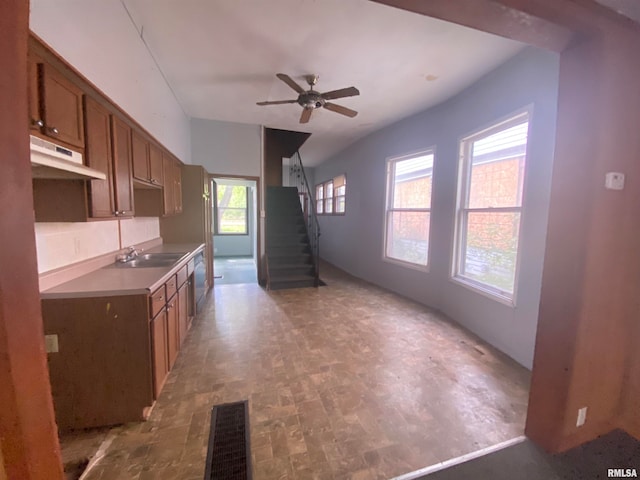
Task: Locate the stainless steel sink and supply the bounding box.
[114,252,187,268]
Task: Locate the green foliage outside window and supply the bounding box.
[216,185,248,234]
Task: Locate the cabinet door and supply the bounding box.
[151,310,169,399]
[111,116,135,216]
[162,153,175,216]
[166,295,179,370]
[28,52,43,132]
[149,142,163,186]
[178,283,189,346]
[131,129,150,183]
[40,63,85,148]
[174,160,183,214]
[84,96,115,218]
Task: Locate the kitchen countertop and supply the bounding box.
[40,243,204,299]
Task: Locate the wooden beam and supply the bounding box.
[0,0,64,478]
[370,0,575,51]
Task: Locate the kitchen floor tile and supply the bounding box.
[62,262,530,480]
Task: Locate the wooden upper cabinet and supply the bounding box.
[131,129,150,183]
[162,153,176,216]
[161,155,183,216]
[132,130,164,187]
[28,52,43,132]
[84,96,115,218]
[111,116,135,216]
[149,143,163,186]
[174,160,183,214]
[39,63,85,148]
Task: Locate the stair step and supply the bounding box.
[265,186,317,291]
[269,274,317,290]
[269,265,315,277]
[267,233,308,243]
[267,245,311,255]
[267,254,313,265]
[267,211,304,224]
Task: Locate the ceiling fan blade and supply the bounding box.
[256,99,298,106]
[321,86,360,100]
[323,102,358,118]
[300,108,313,124]
[276,73,306,94]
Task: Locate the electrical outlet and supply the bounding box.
[45,334,59,353]
[577,407,587,427]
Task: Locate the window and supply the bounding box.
[324,180,334,214]
[384,150,434,268]
[315,174,346,215]
[316,184,324,214]
[334,175,346,214]
[215,184,248,235]
[453,111,530,300]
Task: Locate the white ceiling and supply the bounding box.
[122,0,524,166]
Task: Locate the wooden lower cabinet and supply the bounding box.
[42,295,154,430]
[151,309,169,400]
[178,282,189,345]
[41,272,195,430]
[166,294,179,370]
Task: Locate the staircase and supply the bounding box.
[266,186,318,290]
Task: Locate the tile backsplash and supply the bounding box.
[35,217,160,273]
[120,217,160,248]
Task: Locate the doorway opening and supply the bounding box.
[211,176,259,285]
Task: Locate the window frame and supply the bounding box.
[324,180,334,215]
[383,148,436,271]
[315,174,347,215]
[451,108,532,305]
[214,184,249,236]
[315,183,324,215]
[334,174,347,215]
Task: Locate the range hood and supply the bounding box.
[30,135,106,180]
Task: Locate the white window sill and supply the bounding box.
[383,256,429,273]
[450,276,516,307]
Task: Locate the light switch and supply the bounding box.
[605,172,625,190]
[45,334,59,353]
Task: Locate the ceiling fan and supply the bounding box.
[257,73,360,124]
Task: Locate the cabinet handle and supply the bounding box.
[47,126,59,135]
[32,119,44,127]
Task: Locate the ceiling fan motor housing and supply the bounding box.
[298,91,325,109]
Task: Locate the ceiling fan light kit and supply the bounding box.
[257,73,360,124]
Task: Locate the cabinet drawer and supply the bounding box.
[165,274,177,299]
[177,265,188,288]
[150,286,166,318]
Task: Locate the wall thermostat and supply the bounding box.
[605,172,625,190]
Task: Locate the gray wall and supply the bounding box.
[191,118,262,176]
[315,47,560,369]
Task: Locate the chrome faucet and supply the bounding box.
[116,246,142,263]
